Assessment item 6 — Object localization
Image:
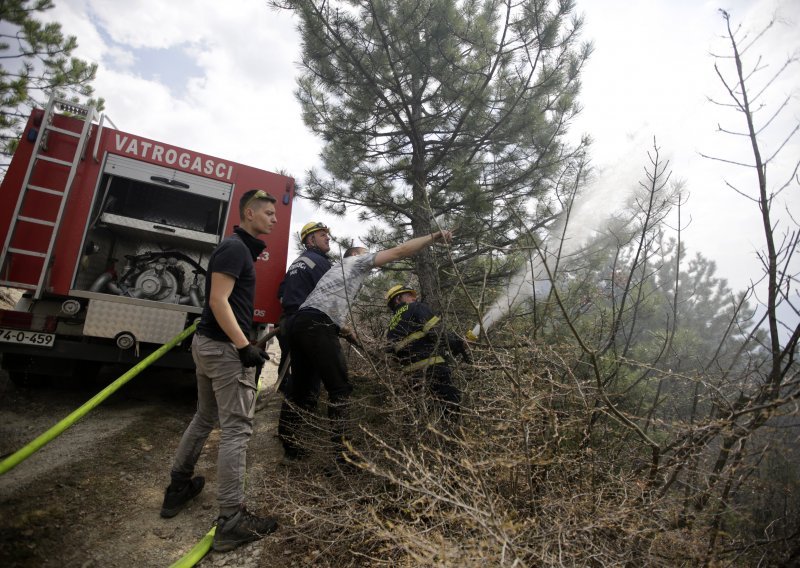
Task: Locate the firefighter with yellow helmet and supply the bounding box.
[385,283,470,418]
[275,221,333,457]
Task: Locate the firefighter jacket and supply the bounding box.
[386,301,467,374]
[278,249,332,316]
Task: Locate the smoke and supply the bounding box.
[471,158,644,338]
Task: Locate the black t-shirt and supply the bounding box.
[197,227,266,342]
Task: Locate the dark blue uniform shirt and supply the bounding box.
[278,249,333,316]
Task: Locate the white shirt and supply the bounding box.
[299,252,377,328]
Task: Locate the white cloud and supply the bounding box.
[41,0,320,187]
[104,44,136,69]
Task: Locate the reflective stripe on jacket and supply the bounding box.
[387,302,446,373]
[402,355,446,374]
[391,313,440,352]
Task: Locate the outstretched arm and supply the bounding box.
[374,230,452,268]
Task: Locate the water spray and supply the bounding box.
[462,160,640,342]
[465,267,552,341]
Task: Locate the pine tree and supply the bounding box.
[273,0,591,310]
[0,0,102,162]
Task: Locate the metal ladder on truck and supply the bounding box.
[0,95,98,299]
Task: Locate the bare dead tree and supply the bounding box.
[691,10,800,562]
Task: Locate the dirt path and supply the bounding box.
[0,344,286,568]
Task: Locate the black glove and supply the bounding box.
[237,344,269,367]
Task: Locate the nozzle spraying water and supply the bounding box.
[467,272,552,341]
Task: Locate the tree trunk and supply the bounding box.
[408,95,442,312]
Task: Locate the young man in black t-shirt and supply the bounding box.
[161,189,279,552]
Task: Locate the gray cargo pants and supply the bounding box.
[170,334,257,516]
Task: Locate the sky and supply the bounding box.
[38,0,799,317]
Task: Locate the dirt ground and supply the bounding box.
[0,342,291,568]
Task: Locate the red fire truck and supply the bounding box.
[0,96,294,383]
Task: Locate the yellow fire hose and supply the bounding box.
[0,321,198,476]
[169,526,216,568]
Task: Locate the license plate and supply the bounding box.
[0,328,55,347]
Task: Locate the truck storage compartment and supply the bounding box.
[71,154,232,315]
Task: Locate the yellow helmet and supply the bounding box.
[300,221,330,242]
[386,284,417,307]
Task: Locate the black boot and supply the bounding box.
[160,476,205,518]
[212,506,278,552]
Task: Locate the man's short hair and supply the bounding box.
[344,246,368,258]
[239,189,276,219]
